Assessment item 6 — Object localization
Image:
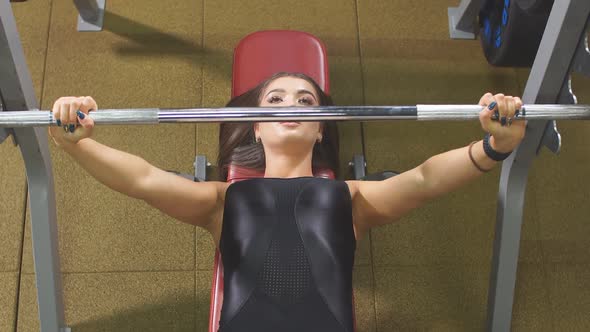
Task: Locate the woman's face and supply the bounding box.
[254,76,323,149]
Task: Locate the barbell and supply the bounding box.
[0,104,589,127]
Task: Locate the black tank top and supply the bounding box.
[218,177,356,332]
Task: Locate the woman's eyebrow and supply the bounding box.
[266,88,285,95]
[297,89,317,100]
[266,88,317,100]
[297,89,315,96]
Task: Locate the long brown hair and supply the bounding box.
[217,72,339,181]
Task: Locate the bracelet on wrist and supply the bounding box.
[468,141,493,173]
[483,133,513,161]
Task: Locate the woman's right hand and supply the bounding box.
[48,96,97,147]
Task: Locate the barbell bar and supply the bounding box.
[1,104,589,127]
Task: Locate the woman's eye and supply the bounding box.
[298,98,313,105]
[269,96,283,103]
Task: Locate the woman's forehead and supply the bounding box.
[264,77,317,95]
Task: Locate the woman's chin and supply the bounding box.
[265,136,315,148]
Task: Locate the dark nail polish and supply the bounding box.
[491,113,499,121]
[488,101,497,110]
[515,109,520,117]
[69,124,75,133]
[76,110,85,119]
[56,119,61,126]
[501,117,507,126]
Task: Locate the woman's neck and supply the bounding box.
[263,150,314,178]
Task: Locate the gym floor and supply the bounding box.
[1,0,590,331]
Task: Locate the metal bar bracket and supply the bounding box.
[0,127,9,144]
[0,127,18,146]
[538,120,562,155]
[74,0,106,32]
[572,19,590,76]
[538,75,576,155]
[349,154,366,180]
[194,155,210,182]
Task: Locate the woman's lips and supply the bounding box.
[279,122,300,126]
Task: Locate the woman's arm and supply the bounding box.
[61,139,224,229]
[136,166,225,230]
[60,138,154,199]
[351,93,525,232]
[52,96,223,230]
[351,140,495,230]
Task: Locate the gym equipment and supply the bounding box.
[209,30,346,332]
[1,104,589,127]
[1,0,588,331]
[479,0,555,66]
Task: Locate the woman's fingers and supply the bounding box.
[478,92,494,107]
[493,94,507,126]
[515,97,523,109]
[59,100,70,128]
[51,98,61,124]
[75,96,96,130]
[80,96,98,113]
[77,108,95,130]
[68,99,81,126]
[514,96,523,118]
[52,96,97,133]
[479,93,526,137]
[500,96,514,127]
[483,93,523,127]
[48,96,98,146]
[478,92,497,125]
[506,96,516,126]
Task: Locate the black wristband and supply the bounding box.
[483,133,513,161]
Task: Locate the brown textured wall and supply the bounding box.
[1,0,589,331]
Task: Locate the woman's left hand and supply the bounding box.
[478,93,526,153]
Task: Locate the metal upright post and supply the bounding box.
[487,1,590,331]
[0,1,70,331]
[448,0,482,39]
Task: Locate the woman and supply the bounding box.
[49,72,525,332]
